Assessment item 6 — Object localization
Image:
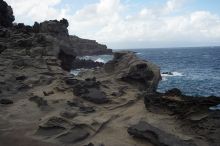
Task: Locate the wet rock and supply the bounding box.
[0,98,13,104]
[128,121,196,146]
[29,96,48,107]
[165,88,182,96]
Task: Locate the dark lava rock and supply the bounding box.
[16,75,27,81]
[58,49,76,71]
[165,88,182,96]
[144,93,220,146]
[0,98,13,104]
[0,0,15,27]
[29,96,48,107]
[128,121,196,146]
[72,78,108,104]
[65,78,79,85]
[72,58,104,70]
[72,78,100,96]
[81,88,109,104]
[39,19,69,36]
[58,126,89,143]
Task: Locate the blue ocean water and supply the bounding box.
[128,47,220,97]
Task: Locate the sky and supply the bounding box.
[5,0,220,49]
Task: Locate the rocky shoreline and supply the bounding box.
[0,1,220,146]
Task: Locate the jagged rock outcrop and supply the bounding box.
[144,91,220,146]
[104,51,161,91]
[0,0,15,27]
[38,19,69,36]
[128,121,196,146]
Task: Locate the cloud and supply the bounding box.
[5,0,220,48]
[5,0,68,23]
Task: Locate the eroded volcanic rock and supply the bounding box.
[72,78,109,104]
[144,92,220,146]
[104,51,161,91]
[128,121,196,146]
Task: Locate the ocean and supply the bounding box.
[129,47,220,97]
[71,47,220,97]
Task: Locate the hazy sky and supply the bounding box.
[5,0,220,49]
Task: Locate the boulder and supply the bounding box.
[128,121,196,146]
[104,51,161,91]
[0,0,15,27]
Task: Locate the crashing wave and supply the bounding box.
[95,58,106,63]
[161,71,183,77]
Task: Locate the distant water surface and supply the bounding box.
[127,47,220,97]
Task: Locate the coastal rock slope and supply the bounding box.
[0,1,220,146]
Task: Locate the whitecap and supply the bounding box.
[95,58,106,63]
[70,69,82,76]
[161,71,183,77]
[209,104,220,111]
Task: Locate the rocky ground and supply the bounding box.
[0,0,220,146]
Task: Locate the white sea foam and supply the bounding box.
[95,58,106,63]
[209,104,220,111]
[70,69,82,76]
[161,71,183,77]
